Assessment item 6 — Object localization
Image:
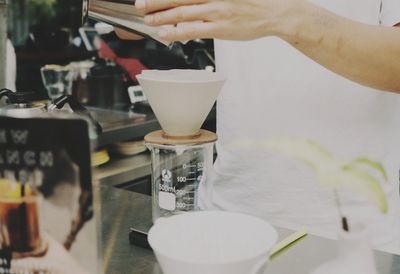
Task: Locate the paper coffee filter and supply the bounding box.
[137,70,225,137]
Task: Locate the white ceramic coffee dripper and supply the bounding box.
[148,211,278,274]
[136,69,225,137]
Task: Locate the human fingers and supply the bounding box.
[158,22,218,41]
[145,4,214,26]
[136,0,209,14]
[115,28,145,40]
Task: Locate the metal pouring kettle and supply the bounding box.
[0,88,102,135]
[82,0,171,45]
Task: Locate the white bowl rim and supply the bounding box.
[148,211,278,265]
[137,69,225,84]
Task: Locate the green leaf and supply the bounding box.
[340,164,388,213]
[347,158,388,182]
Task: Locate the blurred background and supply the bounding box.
[7,0,215,106]
[1,3,217,272]
[2,0,217,196]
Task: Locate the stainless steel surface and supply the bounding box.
[94,153,151,185]
[90,106,216,147]
[0,104,46,117]
[86,0,153,40]
[90,108,160,147]
[96,178,400,274]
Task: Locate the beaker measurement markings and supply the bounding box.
[181,199,195,203]
[177,176,187,183]
[183,164,197,169]
[176,202,195,209]
[182,195,195,198]
[182,162,204,169]
[176,202,189,209]
[176,176,197,182]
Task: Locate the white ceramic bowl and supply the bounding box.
[137,70,225,137]
[148,211,278,274]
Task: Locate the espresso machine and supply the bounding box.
[137,70,225,222]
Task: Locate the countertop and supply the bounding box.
[91,108,159,147]
[95,176,400,274]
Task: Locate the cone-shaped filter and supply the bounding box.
[137,70,225,137]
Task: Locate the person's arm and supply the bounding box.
[280,2,400,93]
[133,0,400,93]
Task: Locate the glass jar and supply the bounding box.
[147,141,215,223]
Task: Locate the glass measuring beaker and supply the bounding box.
[147,142,214,222]
[40,65,74,102]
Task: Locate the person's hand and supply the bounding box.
[134,0,301,42]
[115,28,145,40]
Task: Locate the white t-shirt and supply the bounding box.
[200,0,400,253]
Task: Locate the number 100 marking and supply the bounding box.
[177,176,187,183]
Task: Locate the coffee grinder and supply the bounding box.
[137,70,225,222]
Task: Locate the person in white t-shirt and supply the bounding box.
[120,0,400,252]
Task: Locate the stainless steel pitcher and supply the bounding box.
[82,0,171,45]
